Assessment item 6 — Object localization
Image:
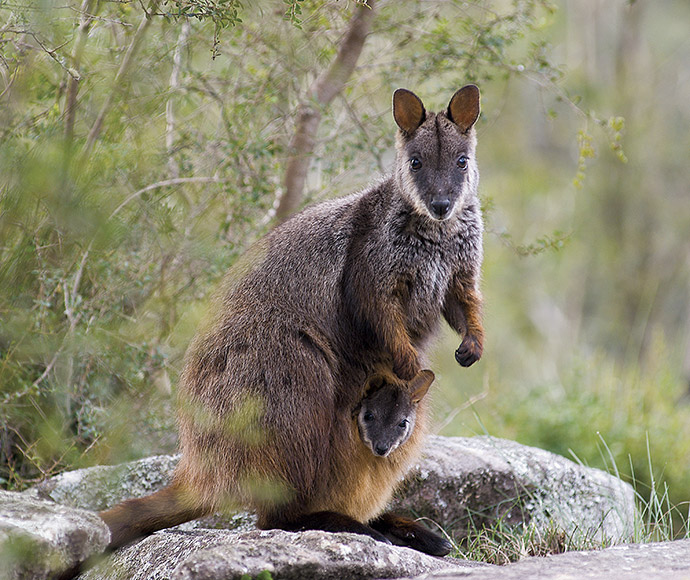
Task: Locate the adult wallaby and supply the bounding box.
[100,86,483,556]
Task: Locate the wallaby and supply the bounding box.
[100,86,483,556]
[356,369,433,459]
[277,367,449,554]
[351,369,451,552]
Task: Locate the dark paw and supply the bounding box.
[396,526,453,557]
[370,514,453,557]
[455,336,482,367]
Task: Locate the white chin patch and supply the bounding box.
[400,172,433,219]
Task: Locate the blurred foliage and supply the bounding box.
[431,0,690,535]
[1,0,689,537]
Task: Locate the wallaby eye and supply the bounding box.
[363,412,374,422]
[457,155,469,170]
[409,157,422,172]
[398,419,409,429]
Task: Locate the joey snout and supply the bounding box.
[374,443,391,457]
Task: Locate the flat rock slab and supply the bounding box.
[405,539,690,580]
[81,529,482,580]
[0,489,109,580]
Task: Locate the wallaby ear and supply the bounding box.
[447,84,480,133]
[393,89,426,135]
[409,369,435,404]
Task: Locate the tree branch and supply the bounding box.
[83,0,161,157]
[108,176,230,220]
[274,0,376,222]
[166,21,190,178]
[63,0,98,145]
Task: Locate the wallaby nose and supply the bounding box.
[431,199,451,218]
[375,444,390,456]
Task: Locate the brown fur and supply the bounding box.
[100,87,483,555]
[318,368,433,522]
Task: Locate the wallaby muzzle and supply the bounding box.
[374,444,391,456]
[430,198,452,220]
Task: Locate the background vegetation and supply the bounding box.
[1,0,688,539]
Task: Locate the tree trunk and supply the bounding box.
[274,0,376,223]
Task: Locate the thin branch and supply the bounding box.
[64,0,98,143]
[83,0,161,156]
[274,0,376,222]
[32,353,60,389]
[435,375,490,435]
[166,20,190,178]
[70,246,89,308]
[108,176,230,220]
[3,28,77,79]
[0,67,17,102]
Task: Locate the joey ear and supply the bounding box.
[447,84,480,132]
[409,369,435,403]
[393,89,426,135]
[365,373,387,393]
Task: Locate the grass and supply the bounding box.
[457,521,598,565]
[440,478,689,565]
[432,320,690,562]
[434,432,690,565]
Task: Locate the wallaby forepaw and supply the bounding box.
[455,335,482,367]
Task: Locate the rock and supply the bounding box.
[26,454,181,513]
[402,539,690,580]
[389,436,637,544]
[28,436,638,545]
[25,454,256,534]
[80,529,483,580]
[0,489,109,580]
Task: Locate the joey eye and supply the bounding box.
[398,419,409,429]
[457,155,469,170]
[410,157,422,172]
[363,412,374,422]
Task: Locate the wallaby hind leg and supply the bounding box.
[270,511,391,545]
[99,483,208,549]
[369,512,452,556]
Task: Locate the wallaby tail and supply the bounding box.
[99,482,208,549]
